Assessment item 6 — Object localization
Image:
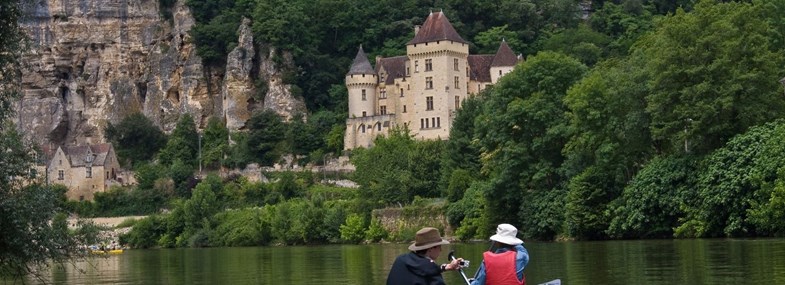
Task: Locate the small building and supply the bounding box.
[39,143,122,201]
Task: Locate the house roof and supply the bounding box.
[64,143,113,167]
[407,11,468,45]
[491,40,519,67]
[347,46,375,75]
[376,56,407,84]
[468,55,494,82]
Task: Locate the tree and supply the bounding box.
[441,94,484,200]
[0,0,86,279]
[562,58,652,239]
[201,117,229,170]
[475,51,587,238]
[474,25,525,54]
[638,0,785,156]
[677,120,785,238]
[158,113,199,167]
[105,113,167,167]
[608,156,699,239]
[246,110,286,166]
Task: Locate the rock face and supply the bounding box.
[15,0,306,147]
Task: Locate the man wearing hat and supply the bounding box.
[386,227,465,285]
[470,224,529,285]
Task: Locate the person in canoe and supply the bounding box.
[470,224,529,285]
[386,227,465,285]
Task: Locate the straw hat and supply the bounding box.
[408,227,450,251]
[489,224,523,245]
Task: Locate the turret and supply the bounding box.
[490,39,519,83]
[346,46,377,118]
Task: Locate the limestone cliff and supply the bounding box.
[15,0,306,147]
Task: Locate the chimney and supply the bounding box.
[414,25,420,35]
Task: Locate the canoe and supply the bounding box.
[91,249,124,255]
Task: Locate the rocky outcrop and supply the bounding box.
[15,0,305,147]
[258,47,307,123]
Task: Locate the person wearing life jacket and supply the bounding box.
[470,224,529,285]
[386,227,465,285]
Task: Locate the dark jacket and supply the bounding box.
[386,252,445,285]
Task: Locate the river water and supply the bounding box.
[21,238,785,284]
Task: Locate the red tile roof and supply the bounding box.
[376,56,407,84]
[468,55,494,82]
[407,11,468,45]
[491,40,519,67]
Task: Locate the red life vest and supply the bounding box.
[483,250,526,285]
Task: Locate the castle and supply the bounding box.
[344,11,520,150]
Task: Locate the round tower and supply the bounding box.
[346,46,377,118]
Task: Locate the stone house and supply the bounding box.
[39,143,122,201]
[344,11,521,150]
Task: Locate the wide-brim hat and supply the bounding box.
[489,223,523,245]
[408,227,450,251]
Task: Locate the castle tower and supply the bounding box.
[344,46,379,150]
[490,39,519,83]
[346,46,377,118]
[405,11,470,140]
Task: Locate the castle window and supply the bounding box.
[400,88,404,97]
[377,123,381,131]
[403,105,407,113]
[362,89,367,100]
[415,61,419,72]
[437,117,441,128]
[362,111,367,117]
[420,119,424,129]
[361,125,366,133]
[58,170,64,180]
[426,96,434,111]
[466,67,469,77]
[59,159,62,165]
[86,167,92,178]
[454,59,459,71]
[380,89,387,99]
[407,67,410,75]
[432,117,436,128]
[426,77,433,89]
[30,168,37,178]
[380,106,387,115]
[425,118,429,128]
[425,59,433,71]
[499,70,502,76]
[79,195,84,201]
[455,96,461,109]
[454,76,460,89]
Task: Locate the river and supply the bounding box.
[20,238,785,284]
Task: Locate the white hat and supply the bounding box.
[489,224,523,245]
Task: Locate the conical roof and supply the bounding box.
[491,40,518,67]
[407,11,468,45]
[347,46,375,75]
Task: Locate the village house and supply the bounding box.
[344,11,521,150]
[36,143,123,201]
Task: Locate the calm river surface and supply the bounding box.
[20,238,785,284]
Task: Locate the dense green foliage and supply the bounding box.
[105,112,167,167]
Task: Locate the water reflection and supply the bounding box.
[11,239,785,284]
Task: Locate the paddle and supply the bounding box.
[448,250,471,285]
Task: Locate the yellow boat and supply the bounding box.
[90,249,124,255]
